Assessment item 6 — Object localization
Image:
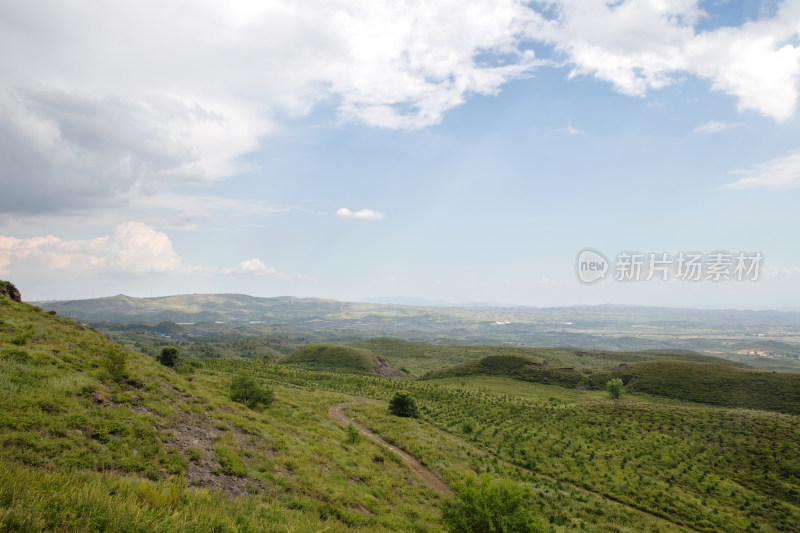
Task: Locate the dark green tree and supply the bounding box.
[441,475,547,533]
[606,377,624,400]
[230,371,274,409]
[157,346,180,367]
[388,390,419,418]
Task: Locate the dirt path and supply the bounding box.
[330,398,699,532]
[329,400,453,496]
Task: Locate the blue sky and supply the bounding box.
[1,0,800,308]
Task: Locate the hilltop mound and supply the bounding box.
[424,350,800,414]
[280,343,401,376]
[423,353,547,380]
[609,359,800,414]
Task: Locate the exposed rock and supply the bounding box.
[372,356,402,377]
[0,280,21,302]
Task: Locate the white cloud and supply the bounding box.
[0,89,268,214]
[0,0,543,216]
[2,0,799,219]
[693,120,741,134]
[0,222,180,275]
[222,258,276,276]
[567,122,583,135]
[222,258,312,280]
[721,150,800,190]
[538,0,800,121]
[336,207,386,220]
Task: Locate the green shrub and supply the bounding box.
[606,378,624,400]
[441,475,547,533]
[157,346,180,368]
[388,390,419,418]
[229,372,274,409]
[102,349,127,382]
[345,422,361,444]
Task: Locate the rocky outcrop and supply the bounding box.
[0,280,21,302]
[372,356,402,377]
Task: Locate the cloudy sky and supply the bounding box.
[1,0,800,308]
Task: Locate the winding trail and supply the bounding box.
[329,399,453,496]
[329,397,700,532]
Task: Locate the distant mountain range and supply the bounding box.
[38,293,800,355]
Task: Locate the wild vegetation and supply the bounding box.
[3,293,800,532]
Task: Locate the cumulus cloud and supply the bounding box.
[336,208,386,220]
[693,120,741,134]
[0,0,541,215]
[0,222,180,275]
[0,89,266,214]
[721,150,800,190]
[1,0,799,217]
[222,258,277,275]
[538,0,800,121]
[222,258,312,280]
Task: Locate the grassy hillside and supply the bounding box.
[0,297,444,531]
[357,338,749,376]
[422,354,544,379]
[4,293,800,531]
[280,343,400,376]
[205,358,800,532]
[612,359,800,414]
[423,350,800,415]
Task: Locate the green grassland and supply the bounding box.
[203,359,800,532]
[420,346,800,415]
[279,343,394,374]
[4,295,800,532]
[0,297,445,531]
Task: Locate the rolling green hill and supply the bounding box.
[0,297,443,531]
[610,359,800,414]
[421,354,544,379]
[280,343,401,376]
[359,338,748,376]
[424,350,800,415]
[4,292,800,531]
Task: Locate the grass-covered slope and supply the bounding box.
[0,297,444,531]
[614,359,800,414]
[356,338,748,377]
[280,343,400,376]
[422,354,544,380]
[423,348,800,414]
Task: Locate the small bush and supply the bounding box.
[388,390,419,418]
[345,422,361,444]
[229,372,274,409]
[157,346,180,368]
[606,378,624,400]
[102,349,127,382]
[441,475,547,533]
